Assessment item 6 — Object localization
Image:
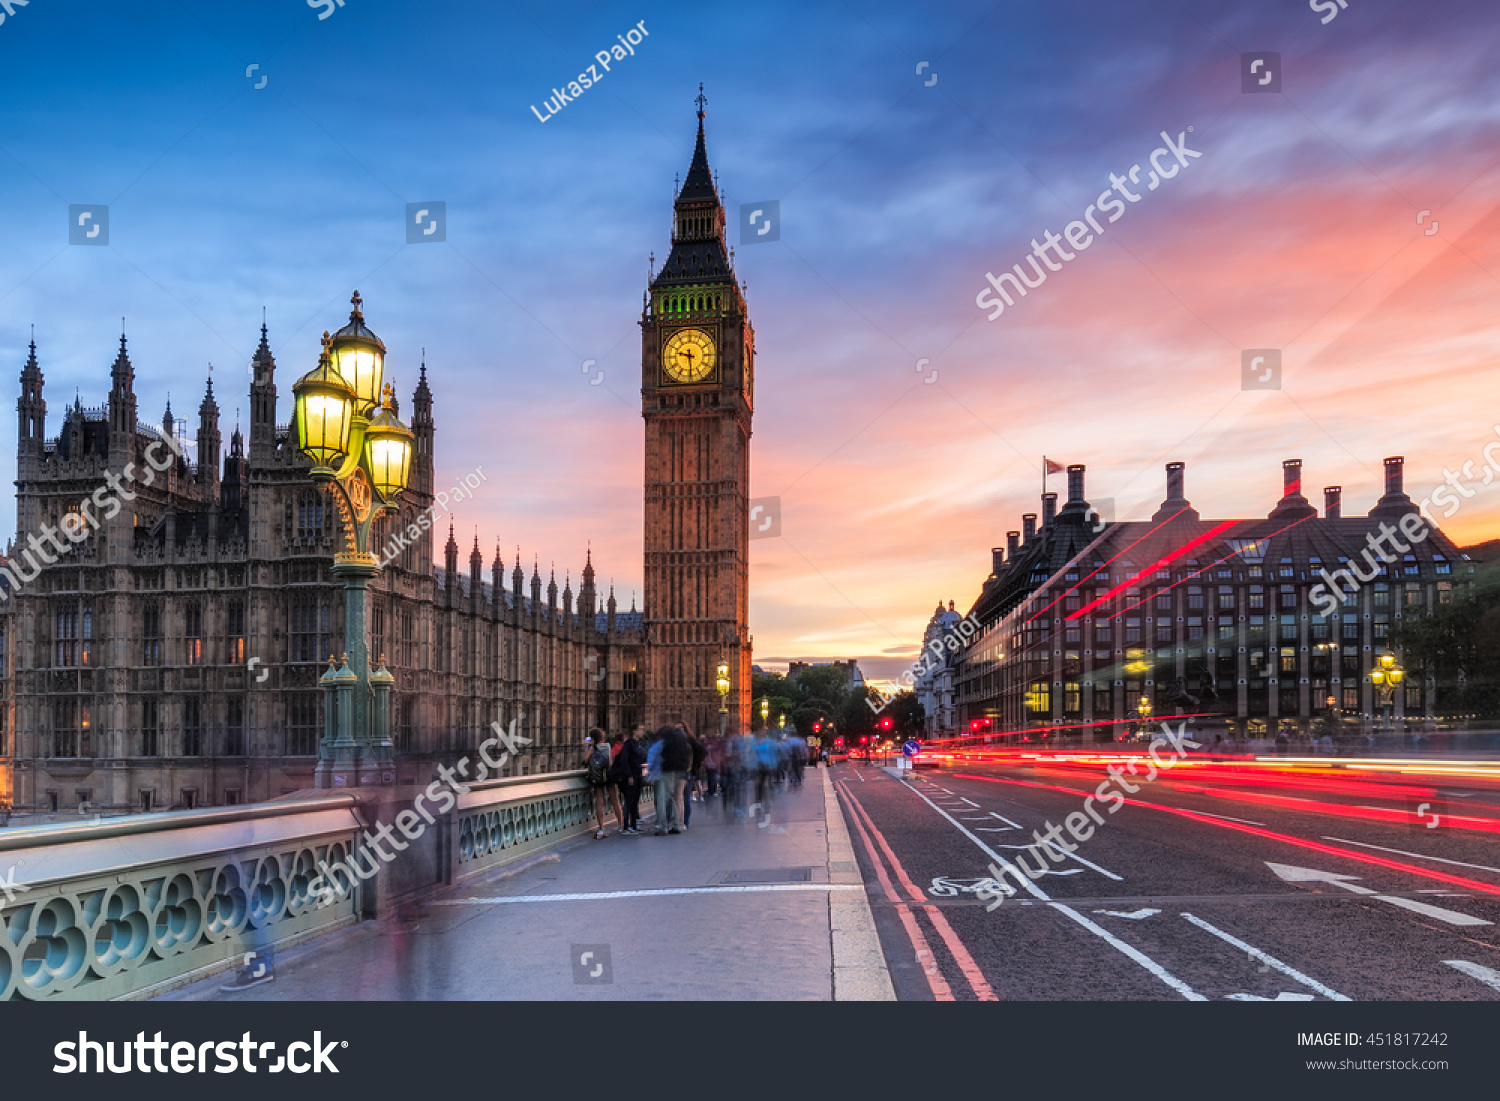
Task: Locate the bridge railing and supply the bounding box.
[0,770,652,1001]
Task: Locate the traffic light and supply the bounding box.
[813,721,822,733]
[834,736,844,748]
[859,736,868,745]
[878,717,893,731]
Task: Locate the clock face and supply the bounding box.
[662,328,717,384]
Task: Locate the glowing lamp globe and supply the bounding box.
[329,290,387,407]
[363,388,415,500]
[292,345,356,474]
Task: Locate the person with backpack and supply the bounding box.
[583,728,615,839]
[611,725,647,833]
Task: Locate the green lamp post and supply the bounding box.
[292,292,416,789]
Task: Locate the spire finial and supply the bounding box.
[696,83,707,120]
[350,290,363,320]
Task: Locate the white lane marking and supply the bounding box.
[1179,808,1265,826]
[1374,895,1493,926]
[934,788,952,794]
[902,782,1206,1001]
[1041,840,1124,882]
[1323,837,1500,876]
[990,812,1023,829]
[1266,862,1494,928]
[1180,913,1350,1001]
[1095,908,1160,920]
[1226,992,1315,1001]
[959,798,980,808]
[1445,959,1500,992]
[852,770,865,782]
[436,884,862,905]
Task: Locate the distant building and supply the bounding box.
[954,458,1472,741]
[913,601,962,737]
[787,659,865,689]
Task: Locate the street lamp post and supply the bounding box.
[292,292,416,789]
[716,659,731,737]
[1369,651,1405,737]
[1137,695,1152,740]
[759,697,769,732]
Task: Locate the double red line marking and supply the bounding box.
[836,781,996,1000]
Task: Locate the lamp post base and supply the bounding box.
[315,746,395,789]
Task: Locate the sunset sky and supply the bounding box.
[1,0,1497,681]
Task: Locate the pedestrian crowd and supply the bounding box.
[581,724,814,837]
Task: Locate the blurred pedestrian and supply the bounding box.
[704,735,723,798]
[584,728,615,839]
[657,723,691,834]
[683,726,707,828]
[612,724,646,833]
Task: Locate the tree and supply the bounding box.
[1390,559,1500,717]
[884,690,925,737]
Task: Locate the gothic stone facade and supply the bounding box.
[0,324,644,817]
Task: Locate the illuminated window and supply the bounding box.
[225,600,245,664]
[183,603,203,666]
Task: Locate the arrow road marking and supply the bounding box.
[1181,913,1350,1001]
[1095,908,1160,920]
[1266,862,1493,927]
[1444,959,1500,993]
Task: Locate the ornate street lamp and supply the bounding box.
[716,659,731,736]
[1369,651,1405,735]
[291,292,415,789]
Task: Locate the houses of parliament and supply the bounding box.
[0,102,755,817]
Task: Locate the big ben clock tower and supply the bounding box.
[641,89,753,737]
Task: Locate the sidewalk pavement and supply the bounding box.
[161,764,894,1001]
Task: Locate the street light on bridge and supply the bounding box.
[717,659,731,736]
[292,291,415,789]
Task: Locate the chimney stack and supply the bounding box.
[1042,492,1058,529]
[1324,486,1341,520]
[1151,461,1199,523]
[1066,464,1085,503]
[991,547,1004,575]
[1022,514,1037,543]
[1283,458,1302,499]
[1166,461,1184,502]
[1384,456,1403,497]
[1006,531,1020,559]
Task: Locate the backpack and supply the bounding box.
[587,746,612,785]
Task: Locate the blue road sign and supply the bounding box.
[902,740,920,758]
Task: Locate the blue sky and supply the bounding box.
[2,0,1498,679]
